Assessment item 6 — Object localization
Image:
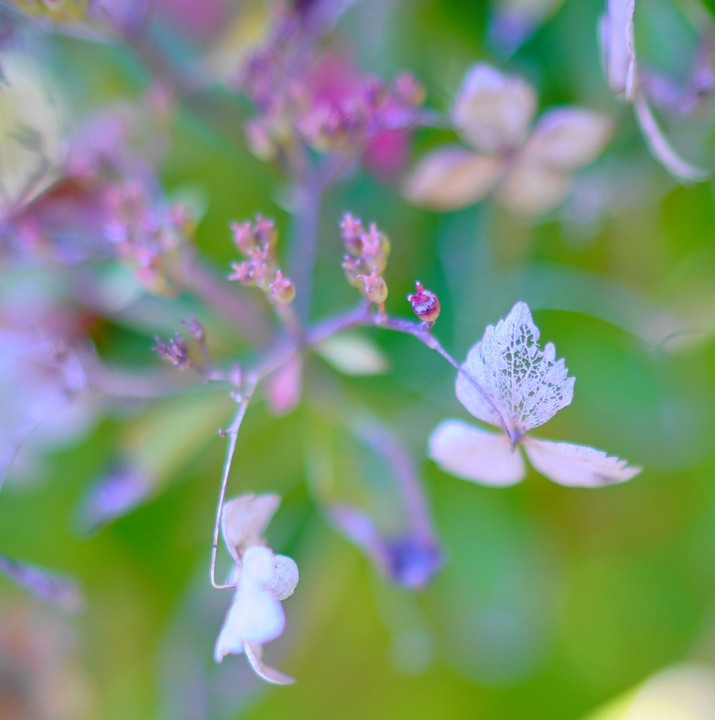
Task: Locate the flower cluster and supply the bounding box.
[340,213,390,307]
[238,12,424,171]
[214,493,299,685]
[104,182,189,294]
[228,215,295,306]
[404,63,613,216]
[429,302,641,487]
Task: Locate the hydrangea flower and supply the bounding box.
[403,63,613,215]
[429,302,641,487]
[214,493,299,685]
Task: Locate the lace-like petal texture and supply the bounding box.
[456,302,575,437]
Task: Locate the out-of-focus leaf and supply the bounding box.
[314,333,389,375]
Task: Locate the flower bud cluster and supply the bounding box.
[153,334,191,370]
[228,215,295,306]
[103,181,190,293]
[236,13,425,164]
[340,213,390,306]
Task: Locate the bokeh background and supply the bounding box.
[0,0,714,718]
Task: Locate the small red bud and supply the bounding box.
[407,281,440,325]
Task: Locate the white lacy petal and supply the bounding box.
[520,108,613,170]
[266,554,299,601]
[522,437,641,487]
[244,642,295,685]
[221,493,280,562]
[452,63,537,154]
[496,162,573,215]
[458,302,574,436]
[600,0,636,101]
[402,146,503,210]
[428,419,526,486]
[633,92,709,183]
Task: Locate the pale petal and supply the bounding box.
[522,437,641,487]
[600,0,636,101]
[520,108,613,170]
[315,333,389,375]
[266,554,299,601]
[633,92,709,183]
[214,585,285,661]
[496,162,573,215]
[402,146,503,211]
[452,63,537,153]
[456,302,575,436]
[428,419,525,486]
[221,493,280,562]
[244,642,296,685]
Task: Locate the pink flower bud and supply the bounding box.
[358,267,388,305]
[407,281,440,325]
[252,215,277,247]
[340,212,364,255]
[230,221,257,255]
[228,261,255,285]
[341,254,365,288]
[153,334,191,370]
[269,270,296,305]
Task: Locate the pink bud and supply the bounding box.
[407,281,440,325]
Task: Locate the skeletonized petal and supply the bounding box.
[520,108,613,170]
[496,162,573,215]
[221,493,280,562]
[600,0,636,101]
[244,642,296,685]
[402,146,503,210]
[456,302,575,436]
[522,437,641,487]
[452,64,537,154]
[429,419,526,486]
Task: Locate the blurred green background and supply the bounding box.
[0,0,714,718]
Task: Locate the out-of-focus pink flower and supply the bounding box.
[404,64,613,215]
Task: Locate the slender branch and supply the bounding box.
[210,375,257,589]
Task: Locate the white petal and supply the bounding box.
[633,92,709,183]
[520,108,613,170]
[403,146,503,210]
[457,302,575,437]
[244,642,295,685]
[522,437,641,487]
[266,554,299,601]
[600,0,636,101]
[428,419,525,486]
[496,162,573,215]
[214,582,286,662]
[452,63,537,154]
[221,493,280,562]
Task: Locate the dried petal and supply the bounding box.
[428,419,525,486]
[522,437,641,487]
[520,107,613,170]
[456,302,575,437]
[244,641,295,685]
[265,553,299,601]
[221,493,280,562]
[403,146,503,211]
[496,162,573,215]
[452,64,537,154]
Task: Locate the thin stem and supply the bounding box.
[288,170,324,323]
[353,420,436,545]
[210,375,257,589]
[176,251,272,346]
